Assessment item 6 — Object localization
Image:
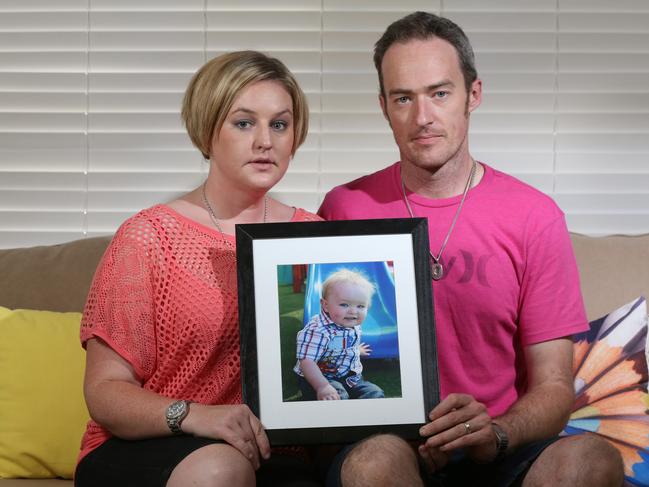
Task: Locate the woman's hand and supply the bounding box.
[182,403,271,470]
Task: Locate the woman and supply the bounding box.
[74,51,320,487]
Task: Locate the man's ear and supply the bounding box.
[467,78,483,114]
[320,297,328,313]
[379,93,391,126]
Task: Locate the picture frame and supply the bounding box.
[236,218,438,445]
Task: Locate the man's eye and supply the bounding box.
[396,96,410,104]
[434,91,449,99]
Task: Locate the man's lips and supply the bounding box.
[412,132,444,144]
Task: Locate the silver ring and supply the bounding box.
[463,422,472,434]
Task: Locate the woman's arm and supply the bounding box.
[84,338,270,468]
[84,338,170,438]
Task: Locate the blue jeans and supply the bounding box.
[297,374,385,400]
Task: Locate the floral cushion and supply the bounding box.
[564,296,649,486]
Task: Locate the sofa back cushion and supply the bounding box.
[571,233,649,321]
[0,236,111,313]
[0,232,647,320]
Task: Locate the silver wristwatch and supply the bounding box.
[165,400,191,435]
[491,422,509,462]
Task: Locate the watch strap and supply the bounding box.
[491,422,509,462]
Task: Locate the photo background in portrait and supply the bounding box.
[277,261,402,402]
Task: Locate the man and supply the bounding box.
[318,11,624,487]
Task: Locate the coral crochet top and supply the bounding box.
[78,204,320,462]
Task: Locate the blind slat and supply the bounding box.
[1,4,648,247]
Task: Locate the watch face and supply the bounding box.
[166,401,186,419]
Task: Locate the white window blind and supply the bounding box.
[1,0,648,249]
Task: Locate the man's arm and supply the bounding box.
[490,337,574,453]
[419,337,575,463]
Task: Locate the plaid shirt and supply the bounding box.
[294,310,362,385]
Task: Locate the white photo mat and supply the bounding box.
[252,234,425,430]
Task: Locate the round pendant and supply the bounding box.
[431,262,443,281]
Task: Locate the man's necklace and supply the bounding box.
[201,182,268,243]
[400,160,477,281]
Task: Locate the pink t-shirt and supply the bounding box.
[78,204,320,462]
[319,162,587,416]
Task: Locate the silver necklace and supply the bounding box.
[201,182,268,239]
[400,160,477,281]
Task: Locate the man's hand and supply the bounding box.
[182,403,271,470]
[419,393,498,463]
[418,443,450,474]
[317,383,341,400]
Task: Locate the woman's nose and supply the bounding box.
[255,126,272,150]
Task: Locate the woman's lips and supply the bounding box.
[247,158,276,169]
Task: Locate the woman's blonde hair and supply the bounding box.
[181,50,309,159]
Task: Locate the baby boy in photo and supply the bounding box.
[294,268,385,400]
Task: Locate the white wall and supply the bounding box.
[1,0,648,248]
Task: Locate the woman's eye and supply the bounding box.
[271,120,288,131]
[236,120,252,129]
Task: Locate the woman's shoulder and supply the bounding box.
[111,204,198,250]
[293,207,322,222]
[115,204,173,234]
[269,198,322,222]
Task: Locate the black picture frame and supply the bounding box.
[236,218,438,445]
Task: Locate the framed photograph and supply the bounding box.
[236,218,438,445]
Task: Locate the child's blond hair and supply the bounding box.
[321,268,376,301]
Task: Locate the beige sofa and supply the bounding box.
[0,233,648,485]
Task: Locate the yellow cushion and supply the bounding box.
[0,307,89,479]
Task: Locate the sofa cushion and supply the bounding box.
[0,481,72,486]
[571,233,649,321]
[565,296,649,486]
[0,236,111,313]
[0,307,89,479]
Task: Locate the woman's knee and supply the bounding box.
[167,443,255,487]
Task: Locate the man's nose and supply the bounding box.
[414,96,434,126]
